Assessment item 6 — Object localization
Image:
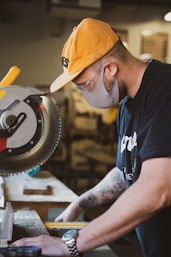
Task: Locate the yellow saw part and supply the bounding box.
[0,66,21,87]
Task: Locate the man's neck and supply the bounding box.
[123,58,149,99]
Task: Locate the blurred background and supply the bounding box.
[1,0,171,87]
[1,0,171,192]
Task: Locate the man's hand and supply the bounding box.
[55,201,83,222]
[12,235,70,256]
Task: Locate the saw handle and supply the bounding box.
[0,66,21,87]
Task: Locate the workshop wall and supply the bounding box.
[1,0,171,88]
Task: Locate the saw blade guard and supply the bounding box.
[0,85,61,175]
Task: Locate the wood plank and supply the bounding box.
[4,171,78,202]
[23,178,52,195]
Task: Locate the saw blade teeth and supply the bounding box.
[0,172,9,177]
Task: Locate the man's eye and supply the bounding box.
[85,81,93,87]
[84,81,90,86]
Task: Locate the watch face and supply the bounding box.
[62,230,77,241]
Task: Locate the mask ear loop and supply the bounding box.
[102,61,119,97]
[100,62,120,105]
[102,62,114,94]
[111,76,119,104]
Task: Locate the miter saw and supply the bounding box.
[0,66,61,176]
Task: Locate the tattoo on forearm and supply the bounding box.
[79,169,126,208]
[100,171,125,204]
[79,194,98,208]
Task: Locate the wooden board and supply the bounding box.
[4,171,78,220]
[23,178,52,195]
[13,209,49,241]
[4,171,78,202]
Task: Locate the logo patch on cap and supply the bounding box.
[62,57,69,68]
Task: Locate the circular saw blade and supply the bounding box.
[0,86,61,175]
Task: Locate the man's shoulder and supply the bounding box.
[148,59,171,73]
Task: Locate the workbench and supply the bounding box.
[11,209,117,257]
[4,171,78,221]
[2,170,137,257]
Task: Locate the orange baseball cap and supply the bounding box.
[50,18,119,92]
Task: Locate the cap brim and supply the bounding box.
[50,70,81,92]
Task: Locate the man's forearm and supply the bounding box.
[78,167,126,208]
[76,180,158,253]
[76,158,171,253]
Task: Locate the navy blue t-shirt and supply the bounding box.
[116,60,171,257]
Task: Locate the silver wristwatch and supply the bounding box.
[62,229,80,257]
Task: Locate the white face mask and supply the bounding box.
[82,65,119,108]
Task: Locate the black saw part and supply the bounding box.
[0,95,61,175]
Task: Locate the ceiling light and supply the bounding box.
[164,11,171,22]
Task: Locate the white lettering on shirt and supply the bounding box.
[121,132,137,153]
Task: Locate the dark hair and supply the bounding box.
[106,39,128,62]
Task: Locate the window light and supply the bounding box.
[164,11,171,22]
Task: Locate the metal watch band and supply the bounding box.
[64,238,80,257]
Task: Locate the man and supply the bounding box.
[13,18,171,257]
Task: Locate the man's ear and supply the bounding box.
[104,61,117,78]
